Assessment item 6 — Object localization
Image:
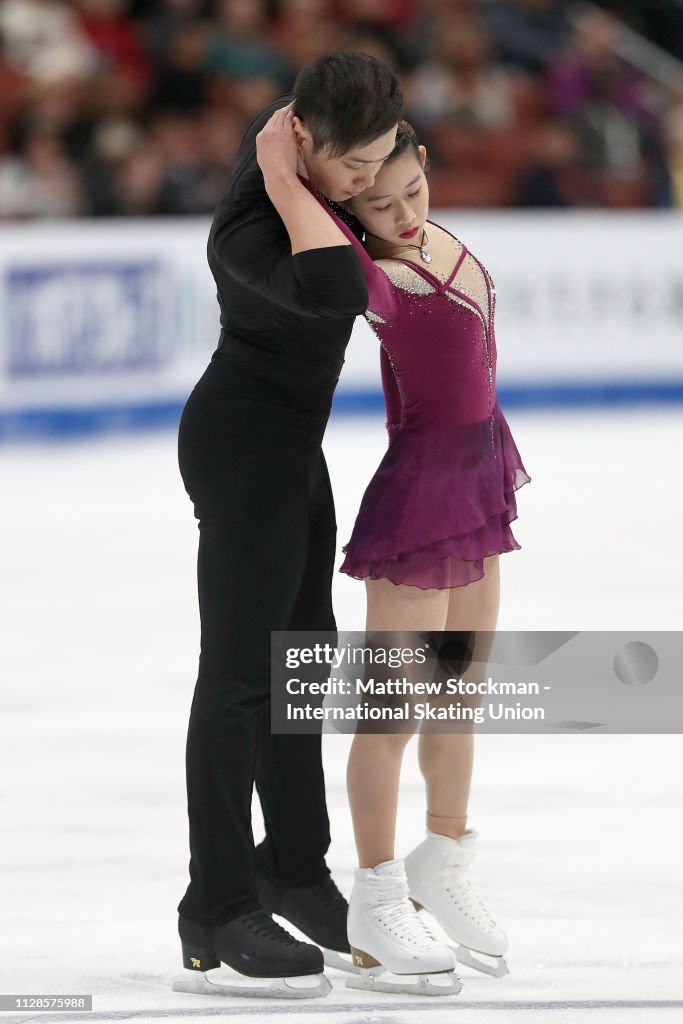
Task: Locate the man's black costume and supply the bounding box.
[177,95,367,928]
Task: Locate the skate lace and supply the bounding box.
[310,874,347,917]
[373,880,440,950]
[438,863,497,930]
[242,909,301,947]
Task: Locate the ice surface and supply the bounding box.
[0,408,681,1023]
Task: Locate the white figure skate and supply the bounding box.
[346,859,461,996]
[405,829,509,978]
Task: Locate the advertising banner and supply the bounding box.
[1,213,681,435]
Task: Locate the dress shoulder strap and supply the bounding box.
[444,244,468,287]
[390,258,447,290]
[390,232,468,291]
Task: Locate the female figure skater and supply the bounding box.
[261,114,529,995]
[315,121,529,994]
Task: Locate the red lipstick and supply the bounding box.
[399,226,419,239]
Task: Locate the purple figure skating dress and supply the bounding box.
[310,188,530,590]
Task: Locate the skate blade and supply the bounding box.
[323,948,360,975]
[172,968,332,999]
[345,967,462,997]
[454,945,509,978]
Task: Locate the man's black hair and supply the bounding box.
[293,51,403,159]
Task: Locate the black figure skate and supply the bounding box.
[172,909,331,998]
[255,868,357,975]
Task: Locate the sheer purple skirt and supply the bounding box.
[339,404,530,590]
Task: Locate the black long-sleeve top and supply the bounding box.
[206,94,369,406]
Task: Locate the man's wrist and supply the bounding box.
[263,166,299,192]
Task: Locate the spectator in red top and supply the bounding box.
[333,0,419,32]
[0,32,30,154]
[77,0,151,87]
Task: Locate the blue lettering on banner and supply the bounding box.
[5,262,173,376]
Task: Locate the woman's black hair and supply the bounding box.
[293,51,403,159]
[385,120,421,163]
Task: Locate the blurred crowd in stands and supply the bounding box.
[1,0,683,217]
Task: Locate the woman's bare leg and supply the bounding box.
[418,556,501,837]
[346,577,449,867]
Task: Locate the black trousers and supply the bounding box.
[177,361,336,925]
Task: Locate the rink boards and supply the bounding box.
[0,212,682,437]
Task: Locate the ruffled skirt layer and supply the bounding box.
[340,404,530,590]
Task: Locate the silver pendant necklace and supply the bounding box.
[394,228,432,264]
[419,235,432,264]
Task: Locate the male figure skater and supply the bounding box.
[174,52,402,997]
